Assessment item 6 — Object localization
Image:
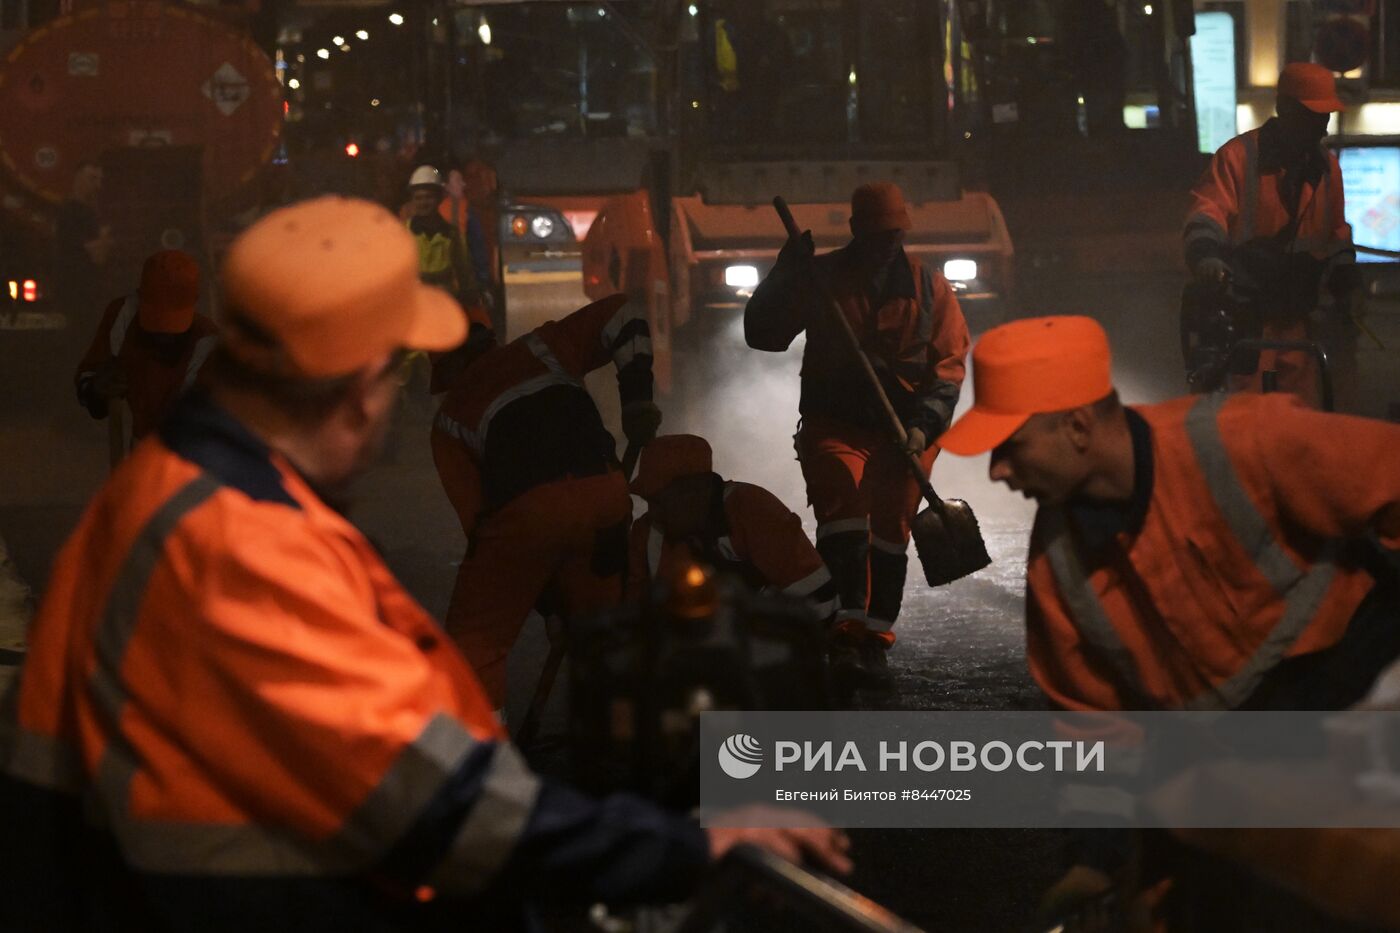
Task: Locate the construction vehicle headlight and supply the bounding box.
[943,259,978,282]
[530,215,556,239]
[724,264,759,288]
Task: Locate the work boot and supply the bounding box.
[867,545,908,631]
[829,627,894,697]
[816,530,870,615]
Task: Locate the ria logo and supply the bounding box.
[718,734,764,779]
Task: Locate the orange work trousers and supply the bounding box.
[796,417,938,643]
[444,470,631,706]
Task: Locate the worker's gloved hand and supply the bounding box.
[91,361,128,400]
[777,230,815,269]
[1193,256,1231,287]
[1036,865,1115,930]
[621,400,663,448]
[904,427,929,456]
[707,806,853,876]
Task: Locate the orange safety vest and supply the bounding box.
[75,295,220,439]
[1183,122,1354,272]
[1026,392,1400,712]
[628,479,837,617]
[0,396,532,902]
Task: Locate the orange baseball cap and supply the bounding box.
[938,316,1114,456]
[631,434,714,499]
[221,196,466,378]
[1278,62,1344,113]
[137,250,200,334]
[850,182,912,236]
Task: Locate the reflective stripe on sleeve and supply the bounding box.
[428,742,542,896]
[331,713,478,857]
[1184,214,1226,249]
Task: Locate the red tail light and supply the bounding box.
[22,279,37,302]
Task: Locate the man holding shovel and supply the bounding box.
[744,182,970,692]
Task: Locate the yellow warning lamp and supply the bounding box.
[666,561,717,620]
[510,214,529,238]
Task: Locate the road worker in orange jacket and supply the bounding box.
[627,434,839,623]
[0,196,850,933]
[432,294,663,707]
[1184,62,1359,405]
[938,315,1400,928]
[74,249,219,443]
[745,182,970,692]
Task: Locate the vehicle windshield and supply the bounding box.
[689,0,944,157]
[473,2,657,140]
[962,0,1185,138]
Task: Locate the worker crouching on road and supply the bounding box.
[1184,62,1359,407]
[0,196,850,932]
[431,293,663,708]
[744,182,970,692]
[938,315,1400,928]
[74,249,218,444]
[627,434,839,624]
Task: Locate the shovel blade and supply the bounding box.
[910,498,992,587]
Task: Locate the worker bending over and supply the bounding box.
[432,294,662,707]
[627,433,838,626]
[938,315,1400,927]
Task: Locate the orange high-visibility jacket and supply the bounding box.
[745,247,969,439]
[628,479,838,618]
[433,297,651,536]
[0,393,706,928]
[1183,120,1354,274]
[75,294,219,438]
[1027,392,1400,712]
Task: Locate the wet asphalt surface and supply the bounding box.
[4,270,1400,932]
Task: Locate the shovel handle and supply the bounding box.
[621,441,642,480]
[772,197,945,510]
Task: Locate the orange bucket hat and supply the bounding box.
[850,182,912,236]
[631,434,714,499]
[221,196,466,378]
[938,316,1114,456]
[1278,62,1344,114]
[137,250,200,334]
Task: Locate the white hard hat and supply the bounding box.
[409,165,444,189]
